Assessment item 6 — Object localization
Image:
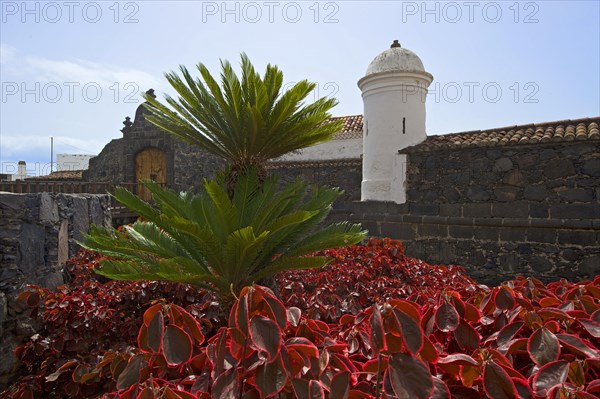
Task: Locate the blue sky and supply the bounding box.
[1,0,599,175]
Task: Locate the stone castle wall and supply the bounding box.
[0,193,111,386]
[351,141,600,285]
[82,103,599,286]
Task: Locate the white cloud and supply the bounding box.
[25,57,159,91]
[1,134,105,158]
[0,43,15,64]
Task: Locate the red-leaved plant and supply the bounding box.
[3,239,600,398]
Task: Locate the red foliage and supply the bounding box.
[4,250,219,398]
[3,239,600,399]
[276,237,479,321]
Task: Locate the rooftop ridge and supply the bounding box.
[429,116,600,139]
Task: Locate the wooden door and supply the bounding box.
[135,148,166,201]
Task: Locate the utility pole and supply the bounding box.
[50,137,54,173]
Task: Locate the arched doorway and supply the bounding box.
[135,148,166,201]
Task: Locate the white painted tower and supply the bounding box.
[358,40,433,203]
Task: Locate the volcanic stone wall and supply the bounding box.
[268,159,362,212]
[0,193,111,386]
[353,141,600,285]
[82,104,599,286]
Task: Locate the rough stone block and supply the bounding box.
[39,193,58,223]
[58,219,69,268]
[582,158,600,177]
[468,250,486,266]
[442,187,461,202]
[578,255,600,277]
[530,204,549,218]
[493,203,529,218]
[88,197,105,226]
[439,204,462,217]
[0,292,6,335]
[524,185,549,202]
[380,222,416,241]
[463,203,491,218]
[540,149,557,160]
[527,228,557,244]
[0,193,26,211]
[557,230,598,247]
[562,248,582,262]
[499,253,520,272]
[486,149,503,160]
[494,186,519,202]
[360,221,380,237]
[558,188,594,202]
[500,227,527,242]
[538,244,560,254]
[529,256,554,273]
[19,223,45,274]
[71,196,90,242]
[449,225,474,239]
[518,244,533,254]
[503,170,527,187]
[418,224,448,238]
[550,204,600,219]
[502,218,530,227]
[474,227,499,241]
[544,159,576,179]
[423,190,439,202]
[515,153,539,169]
[493,157,514,172]
[467,186,490,201]
[409,203,439,216]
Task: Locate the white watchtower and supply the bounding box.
[357,40,433,203]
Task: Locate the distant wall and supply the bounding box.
[352,141,600,285]
[269,159,362,211]
[0,193,111,386]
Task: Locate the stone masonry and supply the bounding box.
[0,193,111,387]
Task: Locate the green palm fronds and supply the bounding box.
[83,171,366,300]
[142,53,343,178]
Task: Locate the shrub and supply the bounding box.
[276,237,479,321]
[4,239,600,398]
[83,172,365,304]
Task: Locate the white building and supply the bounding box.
[56,154,95,171]
[277,40,433,204]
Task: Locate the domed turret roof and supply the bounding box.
[365,40,427,76]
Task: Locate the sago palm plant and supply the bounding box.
[84,54,367,304]
[142,53,343,187]
[83,171,365,302]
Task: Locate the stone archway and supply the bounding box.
[135,147,166,201]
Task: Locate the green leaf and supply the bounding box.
[162,325,193,366]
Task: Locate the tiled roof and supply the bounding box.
[403,117,600,153]
[26,170,84,181]
[329,115,363,140]
[326,115,600,150]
